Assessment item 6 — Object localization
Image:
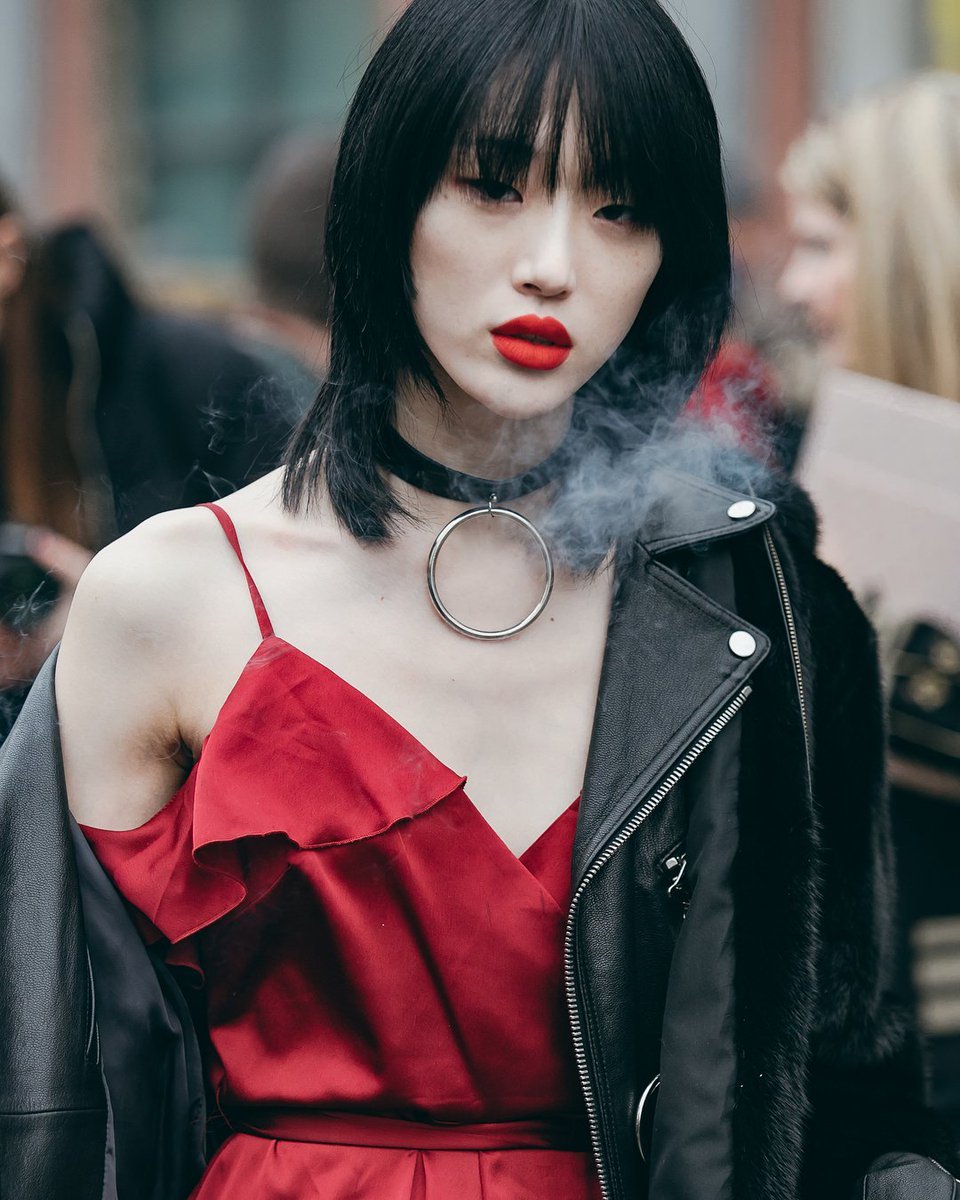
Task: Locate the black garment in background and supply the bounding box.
[37,224,301,538]
[0,225,303,739]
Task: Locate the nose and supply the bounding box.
[512,200,576,299]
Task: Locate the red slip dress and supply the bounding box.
[80,503,602,1200]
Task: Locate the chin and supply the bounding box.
[478,391,575,422]
[442,363,585,422]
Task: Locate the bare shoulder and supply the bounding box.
[62,506,234,652]
[57,498,274,827]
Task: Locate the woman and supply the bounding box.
[3,3,953,1199]
[779,72,960,398]
[780,72,960,1128]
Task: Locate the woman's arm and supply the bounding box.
[55,515,196,830]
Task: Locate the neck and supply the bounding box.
[394,377,574,481]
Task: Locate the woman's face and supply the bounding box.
[409,122,663,423]
[777,195,856,367]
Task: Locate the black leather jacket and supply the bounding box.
[0,470,952,1199]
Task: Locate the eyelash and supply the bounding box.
[460,178,521,203]
[458,178,641,227]
[595,204,640,227]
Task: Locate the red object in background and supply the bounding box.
[686,342,780,460]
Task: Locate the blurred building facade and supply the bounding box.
[0,0,956,288]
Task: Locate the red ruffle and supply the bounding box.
[81,638,465,944]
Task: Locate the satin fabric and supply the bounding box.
[82,635,600,1200]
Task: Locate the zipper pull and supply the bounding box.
[661,847,690,914]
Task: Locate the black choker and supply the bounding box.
[375,423,573,640]
[374,422,574,504]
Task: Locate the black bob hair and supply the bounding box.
[283,0,732,540]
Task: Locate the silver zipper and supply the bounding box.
[564,685,753,1200]
[763,527,812,779]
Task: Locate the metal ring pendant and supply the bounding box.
[427,502,555,640]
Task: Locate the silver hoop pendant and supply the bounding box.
[426,500,555,640]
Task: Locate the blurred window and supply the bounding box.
[134,0,377,263]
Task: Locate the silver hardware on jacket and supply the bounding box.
[565,684,754,1200]
[635,1074,661,1163]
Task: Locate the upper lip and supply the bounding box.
[491,314,573,347]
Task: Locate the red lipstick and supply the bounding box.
[490,314,573,371]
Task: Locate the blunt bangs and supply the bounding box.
[450,28,696,241]
[283,0,731,541]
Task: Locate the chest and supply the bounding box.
[189,536,614,857]
[326,576,613,854]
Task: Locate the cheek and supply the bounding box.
[410,201,494,347]
[590,243,663,347]
[410,216,456,350]
[411,208,457,302]
[627,245,664,311]
[411,196,498,295]
[817,247,856,323]
[834,248,857,309]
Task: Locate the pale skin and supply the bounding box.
[778,195,857,368]
[58,122,663,856]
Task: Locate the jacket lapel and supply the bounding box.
[573,472,774,883]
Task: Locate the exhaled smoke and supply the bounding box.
[540,350,783,572]
[199,366,313,478]
[293,285,787,565]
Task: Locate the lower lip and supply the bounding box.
[491,334,572,371]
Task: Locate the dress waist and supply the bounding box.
[226,1107,591,1151]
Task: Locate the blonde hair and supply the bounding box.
[782,71,960,403]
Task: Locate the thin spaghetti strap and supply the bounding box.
[200,503,275,640]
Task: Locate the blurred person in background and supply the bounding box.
[683,172,814,477]
[779,72,960,399]
[780,71,960,1124]
[232,130,336,400]
[0,176,298,733]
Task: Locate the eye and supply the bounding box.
[595,203,641,227]
[459,177,522,204]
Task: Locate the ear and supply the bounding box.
[0,213,28,303]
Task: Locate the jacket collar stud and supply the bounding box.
[639,467,776,556]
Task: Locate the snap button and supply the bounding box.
[727,500,757,520]
[729,630,757,658]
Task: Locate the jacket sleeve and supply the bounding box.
[0,652,207,1200]
[801,555,958,1192]
[0,654,110,1200]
